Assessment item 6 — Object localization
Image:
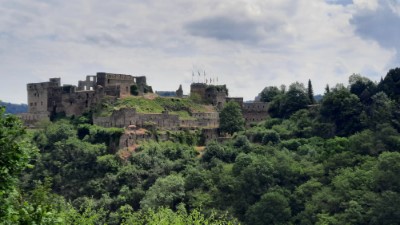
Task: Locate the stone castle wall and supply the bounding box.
[94,108,220,131]
[24,72,151,125]
[242,102,269,125]
[18,112,49,127]
[77,75,97,91]
[226,97,244,108]
[27,80,60,114]
[93,108,181,131]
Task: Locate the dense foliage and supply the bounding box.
[2,68,400,224]
[219,101,245,135]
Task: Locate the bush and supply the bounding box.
[262,130,281,145]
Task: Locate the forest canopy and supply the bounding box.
[1,68,400,224]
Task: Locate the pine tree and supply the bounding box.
[307,79,315,104]
[325,84,330,94]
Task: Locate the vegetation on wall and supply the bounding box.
[97,96,213,119]
[205,85,229,95]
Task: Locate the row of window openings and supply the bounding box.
[30,102,43,106]
[107,77,137,83]
[31,101,90,107]
[83,86,94,91]
[244,105,266,109]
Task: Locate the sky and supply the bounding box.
[0,0,399,104]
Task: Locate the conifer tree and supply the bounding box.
[308,79,315,104]
[325,84,330,94]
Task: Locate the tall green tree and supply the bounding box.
[278,82,310,118]
[0,106,38,221]
[325,84,330,94]
[349,74,377,104]
[268,82,307,118]
[308,79,315,104]
[219,101,245,135]
[378,68,400,101]
[320,85,363,136]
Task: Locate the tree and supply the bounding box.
[378,68,400,101]
[245,191,291,225]
[349,74,377,104]
[219,101,245,135]
[202,142,235,163]
[281,82,310,118]
[325,84,330,94]
[130,85,139,96]
[0,106,37,195]
[364,92,394,129]
[259,86,280,102]
[308,79,315,104]
[0,106,38,220]
[268,82,310,118]
[140,174,185,210]
[320,85,363,136]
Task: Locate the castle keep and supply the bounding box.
[21,72,151,123]
[190,83,269,126]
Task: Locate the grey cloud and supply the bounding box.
[350,1,400,52]
[325,0,353,6]
[84,33,120,47]
[185,16,261,43]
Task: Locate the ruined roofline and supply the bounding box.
[27,77,61,86]
[96,72,146,79]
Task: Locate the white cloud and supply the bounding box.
[0,0,398,104]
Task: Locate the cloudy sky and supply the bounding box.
[0,0,399,103]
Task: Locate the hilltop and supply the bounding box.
[95,94,214,120]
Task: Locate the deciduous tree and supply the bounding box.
[219,101,245,135]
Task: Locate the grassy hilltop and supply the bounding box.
[96,95,215,119]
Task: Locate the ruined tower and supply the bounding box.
[190,83,228,109]
[176,84,183,98]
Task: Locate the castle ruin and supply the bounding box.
[21,72,268,146]
[190,83,269,126]
[20,72,151,122]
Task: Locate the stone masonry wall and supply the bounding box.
[242,102,269,125]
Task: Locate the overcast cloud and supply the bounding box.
[0,0,399,103]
